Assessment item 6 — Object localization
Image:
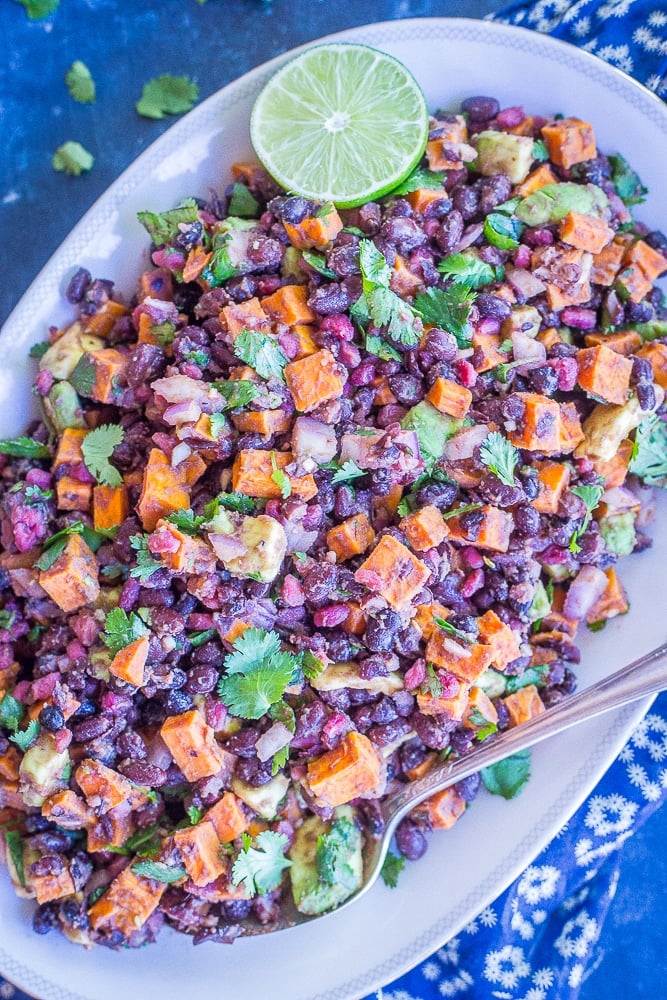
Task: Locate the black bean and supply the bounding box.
[276,196,313,223]
[164,689,194,715]
[380,216,426,254]
[307,282,352,315]
[476,292,512,321]
[33,904,59,935]
[479,174,512,213]
[121,761,167,787]
[65,267,92,304]
[31,854,65,877]
[388,373,423,405]
[631,356,654,385]
[514,504,540,537]
[395,818,428,860]
[461,95,500,122]
[415,482,459,509]
[455,773,482,802]
[246,236,283,271]
[38,705,65,732]
[117,730,147,760]
[72,715,112,743]
[435,210,464,254]
[185,663,219,695]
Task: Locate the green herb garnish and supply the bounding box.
[0,437,51,459]
[231,831,292,896]
[137,198,200,246]
[81,423,124,487]
[352,240,421,347]
[270,452,292,499]
[233,329,288,382]
[101,607,149,655]
[131,860,187,883]
[9,720,40,752]
[413,285,475,348]
[380,850,406,889]
[569,484,605,553]
[136,75,199,120]
[52,141,94,176]
[479,431,519,487]
[217,628,302,720]
[65,61,96,103]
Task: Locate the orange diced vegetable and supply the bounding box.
[86,348,129,404]
[446,505,513,553]
[109,636,149,688]
[576,344,633,404]
[585,567,629,623]
[425,630,493,683]
[341,602,366,636]
[590,439,633,488]
[326,513,375,562]
[231,449,317,500]
[291,324,319,359]
[426,377,473,418]
[515,162,558,197]
[75,758,133,815]
[507,392,563,453]
[371,376,397,407]
[221,619,251,646]
[541,117,596,168]
[88,865,166,937]
[230,409,293,436]
[306,731,383,808]
[637,341,667,389]
[160,710,225,781]
[372,483,404,528]
[87,806,135,852]
[42,789,94,830]
[406,188,447,213]
[503,684,546,726]
[559,402,585,453]
[138,269,173,301]
[205,791,249,843]
[471,332,506,373]
[533,460,571,515]
[413,601,451,641]
[0,746,21,782]
[177,451,207,487]
[284,349,346,412]
[93,484,129,532]
[153,519,217,575]
[559,211,613,254]
[136,448,191,531]
[82,300,129,337]
[536,327,562,350]
[399,504,448,552]
[38,533,100,613]
[56,477,92,512]
[260,284,315,325]
[417,786,466,830]
[463,686,499,731]
[354,535,430,610]
[425,115,468,170]
[53,427,88,467]
[182,246,212,283]
[583,330,642,356]
[404,751,437,781]
[33,865,76,905]
[590,238,626,286]
[477,609,522,669]
[390,255,423,297]
[616,240,667,303]
[283,204,343,250]
[221,297,271,339]
[416,682,470,720]
[174,820,226,887]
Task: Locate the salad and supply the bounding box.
[0,91,666,950]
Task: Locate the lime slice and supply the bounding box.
[250,43,429,208]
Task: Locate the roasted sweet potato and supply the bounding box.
[33,865,76,905]
[399,504,448,552]
[541,117,596,168]
[426,377,473,418]
[516,162,558,197]
[136,448,192,531]
[88,865,167,936]
[82,299,129,337]
[230,409,293,437]
[477,610,522,669]
[174,820,226,887]
[637,341,667,389]
[390,255,423,297]
[93,484,129,532]
[533,461,571,515]
[583,331,642,356]
[205,791,249,843]
[42,789,94,830]
[471,331,508,374]
[56,477,92,513]
[446,505,513,553]
[87,806,135,852]
[590,438,634,488]
[417,786,466,830]
[425,115,468,170]
[53,427,88,467]
[284,349,346,413]
[291,324,319,359]
[559,211,613,254]
[306,731,384,808]
[75,758,133,815]
[503,684,546,726]
[88,348,129,405]
[326,513,375,562]
[507,392,563,454]
[152,519,217,575]
[221,297,271,339]
[354,535,430,610]
[413,601,452,642]
[109,636,149,688]
[585,567,629,623]
[576,344,633,405]
[406,188,447,213]
[0,746,21,783]
[416,682,470,720]
[283,204,343,250]
[231,449,317,500]
[590,237,626,286]
[38,533,100,613]
[425,630,493,683]
[160,710,225,781]
[260,284,315,325]
[463,686,499,731]
[616,239,667,303]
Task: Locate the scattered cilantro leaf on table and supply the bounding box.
[52,141,94,176]
[231,831,292,895]
[217,628,301,720]
[136,75,199,120]
[479,431,519,487]
[380,851,406,889]
[65,61,96,103]
[481,749,531,800]
[101,608,149,654]
[413,284,475,347]
[13,0,59,19]
[81,424,124,487]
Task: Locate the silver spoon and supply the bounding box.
[237,641,667,935]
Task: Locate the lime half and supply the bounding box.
[250,43,430,208]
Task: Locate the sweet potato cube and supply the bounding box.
[637,342,667,389]
[291,324,319,359]
[576,344,632,405]
[477,610,521,670]
[93,484,129,532]
[326,513,375,562]
[152,519,217,575]
[413,601,451,642]
[137,448,191,531]
[507,392,563,454]
[418,786,466,830]
[559,211,613,254]
[306,731,383,808]
[406,188,447,213]
[585,567,629,623]
[87,806,136,852]
[590,439,633,488]
[426,377,473,419]
[231,408,293,436]
[231,449,317,500]
[82,300,129,337]
[221,297,271,339]
[284,349,346,413]
[533,461,571,515]
[503,684,546,727]
[463,686,499,731]
[205,791,249,843]
[0,746,21,782]
[38,533,99,613]
[75,758,133,815]
[590,238,626,286]
[160,710,225,781]
[88,865,166,937]
[56,476,93,512]
[446,505,512,553]
[559,402,585,453]
[42,789,94,830]
[174,820,226,887]
[88,348,128,404]
[53,427,88,467]
[182,246,212,283]
[341,602,366,636]
[515,162,558,197]
[541,117,596,168]
[260,284,315,326]
[416,682,470,720]
[354,535,430,610]
[425,631,493,683]
[283,204,343,250]
[390,255,423,297]
[425,115,468,170]
[109,636,149,688]
[624,239,667,282]
[33,865,76,905]
[399,504,448,552]
[583,330,642,356]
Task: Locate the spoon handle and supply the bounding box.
[381,640,667,830]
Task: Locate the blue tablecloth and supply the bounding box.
[2,3,666,999]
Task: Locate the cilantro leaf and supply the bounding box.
[467,707,498,740]
[0,437,51,459]
[101,607,149,654]
[532,139,549,162]
[433,616,473,644]
[608,153,647,207]
[165,509,206,535]
[28,341,50,359]
[81,424,124,487]
[187,805,205,825]
[301,250,336,278]
[9,720,40,753]
[380,850,406,889]
[34,522,103,572]
[505,664,550,694]
[233,329,288,382]
[0,610,16,631]
[212,379,258,410]
[438,251,496,289]
[204,492,257,517]
[316,816,359,891]
[0,694,24,733]
[479,431,519,487]
[65,61,96,103]
[355,240,421,347]
[68,353,96,396]
[52,141,94,176]
[270,452,291,499]
[13,0,59,20]
[136,75,199,120]
[4,830,26,886]
[629,413,667,487]
[217,628,300,720]
[300,649,324,681]
[187,628,217,648]
[106,823,164,857]
[331,459,366,485]
[364,334,402,362]
[129,534,162,582]
[388,166,446,196]
[137,199,200,246]
[481,749,531,800]
[231,830,292,895]
[423,662,443,698]
[413,285,475,347]
[227,183,260,218]
[131,860,187,883]
[483,213,524,250]
[569,484,605,553]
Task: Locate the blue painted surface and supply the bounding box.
[0,2,666,998]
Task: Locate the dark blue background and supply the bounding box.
[1,2,665,997]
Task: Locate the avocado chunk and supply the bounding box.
[474,131,535,184]
[290,805,363,916]
[401,400,462,470]
[41,381,87,432]
[600,511,636,557]
[19,740,70,808]
[515,182,608,226]
[527,579,552,623]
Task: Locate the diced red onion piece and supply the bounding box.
[162,400,202,426]
[511,329,547,363]
[255,722,293,762]
[443,423,491,461]
[207,532,248,562]
[292,416,337,463]
[563,566,609,621]
[507,267,546,299]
